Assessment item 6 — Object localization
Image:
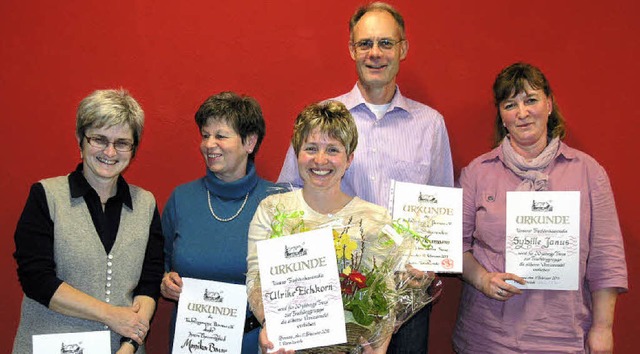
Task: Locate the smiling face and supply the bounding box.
[499,82,553,157]
[200,118,257,183]
[350,10,408,94]
[79,123,133,187]
[297,128,354,193]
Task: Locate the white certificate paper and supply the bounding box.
[33,330,110,353]
[257,228,346,351]
[505,191,580,290]
[171,278,247,354]
[389,180,463,273]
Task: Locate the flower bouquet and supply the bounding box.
[329,217,400,353]
[254,195,440,353]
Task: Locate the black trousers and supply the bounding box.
[387,303,431,354]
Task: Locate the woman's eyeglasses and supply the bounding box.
[85,135,134,152]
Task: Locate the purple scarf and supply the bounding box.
[500,137,560,191]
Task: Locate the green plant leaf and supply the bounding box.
[352,305,374,326]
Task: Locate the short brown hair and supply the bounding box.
[194,91,266,161]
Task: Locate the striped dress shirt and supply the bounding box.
[277,83,454,208]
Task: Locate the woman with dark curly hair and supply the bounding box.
[161,91,279,353]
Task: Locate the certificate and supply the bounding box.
[389,180,463,273]
[505,191,580,290]
[33,330,110,353]
[257,228,346,351]
[171,278,247,354]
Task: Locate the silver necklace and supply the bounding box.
[207,190,249,222]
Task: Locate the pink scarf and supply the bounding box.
[500,137,560,191]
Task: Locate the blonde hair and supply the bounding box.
[291,101,358,157]
[349,2,406,40]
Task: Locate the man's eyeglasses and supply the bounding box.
[350,38,405,53]
[85,135,135,152]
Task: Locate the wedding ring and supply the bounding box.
[497,289,505,296]
[137,329,142,337]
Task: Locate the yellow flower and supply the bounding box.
[334,230,358,260]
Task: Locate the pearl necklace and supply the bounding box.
[207,190,249,222]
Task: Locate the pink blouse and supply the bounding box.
[453,142,628,353]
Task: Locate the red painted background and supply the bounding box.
[1,1,638,353]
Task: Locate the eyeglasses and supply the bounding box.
[84,135,135,152]
[350,38,405,53]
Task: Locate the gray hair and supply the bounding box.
[76,89,144,154]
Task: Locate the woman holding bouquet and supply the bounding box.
[247,101,422,354]
[453,63,628,353]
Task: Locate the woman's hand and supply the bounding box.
[586,288,618,353]
[362,344,386,354]
[586,325,613,354]
[259,326,295,354]
[104,302,149,345]
[360,334,391,354]
[477,271,525,301]
[462,252,525,301]
[115,342,136,354]
[48,283,149,345]
[161,271,183,301]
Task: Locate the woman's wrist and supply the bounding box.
[120,337,139,353]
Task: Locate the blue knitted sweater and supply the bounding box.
[162,161,275,353]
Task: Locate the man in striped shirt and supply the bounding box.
[277,2,453,353]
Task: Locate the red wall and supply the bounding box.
[1,1,638,353]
